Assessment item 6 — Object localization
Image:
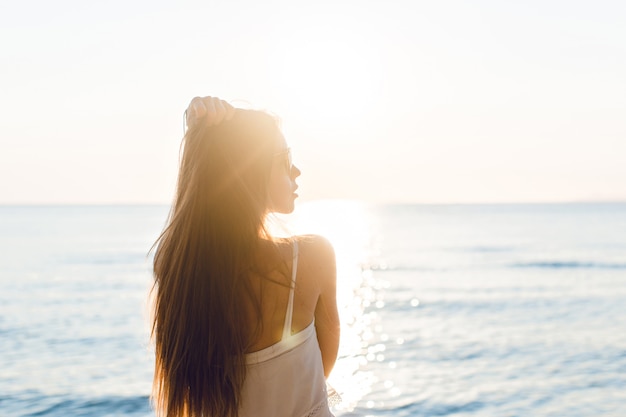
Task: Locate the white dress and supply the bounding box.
[239,241,334,417]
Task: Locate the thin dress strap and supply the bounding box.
[282,239,299,340]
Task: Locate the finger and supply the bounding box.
[203,96,217,115]
[186,97,207,128]
[203,97,226,127]
[191,97,208,118]
[223,101,236,121]
[211,99,228,125]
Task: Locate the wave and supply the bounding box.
[511,261,626,270]
[362,260,626,272]
[61,251,149,266]
[452,245,514,253]
[361,263,438,272]
[381,398,486,416]
[1,392,151,417]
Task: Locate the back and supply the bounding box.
[240,322,331,416]
[239,238,336,417]
[245,236,326,352]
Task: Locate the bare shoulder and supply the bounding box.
[294,234,336,290]
[295,234,335,263]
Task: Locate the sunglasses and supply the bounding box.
[274,148,293,172]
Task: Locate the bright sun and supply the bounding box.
[269,26,382,130]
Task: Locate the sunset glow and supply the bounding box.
[1,1,625,204]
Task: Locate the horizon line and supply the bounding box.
[1,199,625,207]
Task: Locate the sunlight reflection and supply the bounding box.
[274,199,383,413]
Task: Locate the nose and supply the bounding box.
[291,164,301,178]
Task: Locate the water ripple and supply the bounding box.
[1,392,152,417]
[511,261,626,269]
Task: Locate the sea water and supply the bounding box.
[1,202,625,416]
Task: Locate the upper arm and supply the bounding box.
[306,235,340,378]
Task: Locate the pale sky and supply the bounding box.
[1,0,625,204]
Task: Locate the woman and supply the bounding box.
[151,97,340,417]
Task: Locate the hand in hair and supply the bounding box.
[185,96,235,129]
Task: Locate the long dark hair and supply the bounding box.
[151,110,282,417]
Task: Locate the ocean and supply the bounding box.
[1,202,625,416]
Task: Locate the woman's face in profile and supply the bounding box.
[267,133,300,214]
